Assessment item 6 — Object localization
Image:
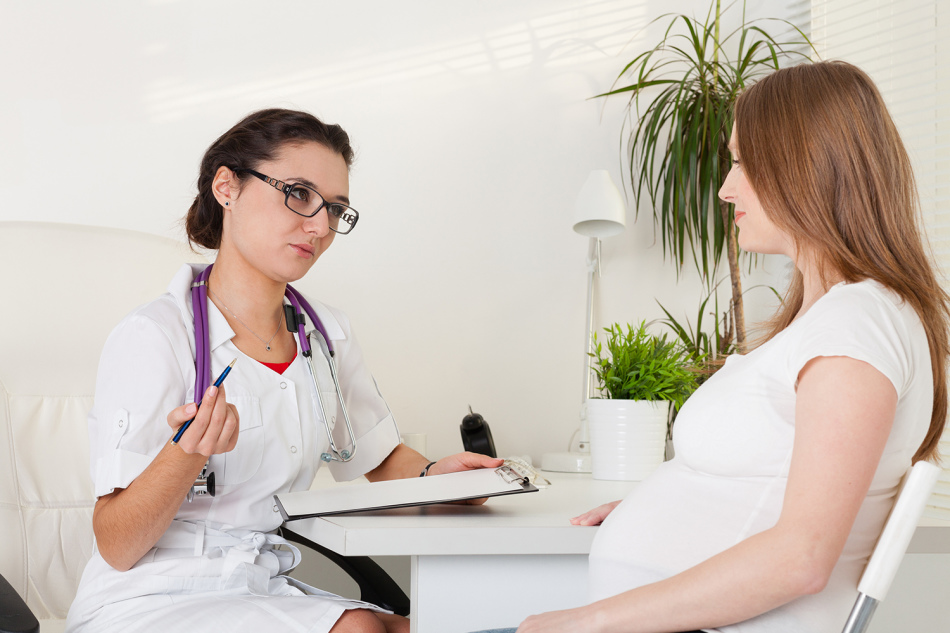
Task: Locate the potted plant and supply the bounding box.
[587,322,698,480]
[598,1,813,349]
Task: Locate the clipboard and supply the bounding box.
[275,465,539,520]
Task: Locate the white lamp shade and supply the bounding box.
[573,170,626,238]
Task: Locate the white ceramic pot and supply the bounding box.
[587,399,670,481]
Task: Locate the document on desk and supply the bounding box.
[275,465,539,520]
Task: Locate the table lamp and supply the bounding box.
[541,170,626,472]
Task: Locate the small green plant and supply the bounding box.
[590,321,699,409]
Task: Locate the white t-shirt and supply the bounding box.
[588,280,932,633]
[66,264,401,633]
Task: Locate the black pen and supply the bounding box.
[171,359,237,445]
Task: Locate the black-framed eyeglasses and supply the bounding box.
[235,168,359,235]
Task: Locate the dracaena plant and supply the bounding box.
[659,282,782,384]
[658,289,733,382]
[598,0,814,349]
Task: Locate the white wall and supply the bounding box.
[5,5,945,628]
[0,0,792,463]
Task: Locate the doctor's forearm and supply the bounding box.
[365,446,505,486]
[93,443,206,572]
[364,443,430,482]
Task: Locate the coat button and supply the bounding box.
[290,446,298,454]
[279,382,287,389]
[273,504,279,512]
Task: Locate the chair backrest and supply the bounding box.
[0,222,203,623]
[841,460,941,633]
[859,460,940,601]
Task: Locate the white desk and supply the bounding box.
[286,472,633,632]
[284,472,950,633]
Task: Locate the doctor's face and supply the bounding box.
[718,127,794,258]
[223,141,350,283]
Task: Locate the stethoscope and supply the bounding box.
[187,264,359,500]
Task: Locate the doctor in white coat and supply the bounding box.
[66,108,502,633]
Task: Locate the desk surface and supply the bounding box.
[289,472,636,556]
[285,469,950,557]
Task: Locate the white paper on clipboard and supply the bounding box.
[275,465,539,520]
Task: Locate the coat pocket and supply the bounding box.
[219,396,264,486]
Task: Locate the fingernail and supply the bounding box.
[186,403,197,415]
[207,386,218,398]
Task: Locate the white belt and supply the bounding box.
[154,521,302,578]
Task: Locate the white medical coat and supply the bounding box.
[66,264,402,632]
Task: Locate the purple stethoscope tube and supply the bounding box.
[189,264,358,464]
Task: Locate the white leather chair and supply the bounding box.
[0,221,205,632]
[841,460,941,633]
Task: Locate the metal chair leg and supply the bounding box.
[841,593,878,633]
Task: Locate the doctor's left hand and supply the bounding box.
[427,452,504,505]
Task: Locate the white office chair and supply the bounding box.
[0,221,205,632]
[841,460,941,633]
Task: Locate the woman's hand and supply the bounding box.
[570,500,621,526]
[517,606,597,633]
[167,384,240,457]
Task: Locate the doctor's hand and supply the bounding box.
[167,384,240,457]
[428,452,505,505]
[427,452,504,477]
[570,500,621,526]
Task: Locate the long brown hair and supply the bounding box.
[735,61,948,462]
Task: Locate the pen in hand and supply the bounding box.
[171,359,237,445]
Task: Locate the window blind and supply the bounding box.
[810,0,950,519]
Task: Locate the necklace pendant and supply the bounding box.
[266,345,271,351]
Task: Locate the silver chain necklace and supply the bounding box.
[208,286,284,352]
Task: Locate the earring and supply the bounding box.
[225,202,229,206]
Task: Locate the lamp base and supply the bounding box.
[540,451,592,473]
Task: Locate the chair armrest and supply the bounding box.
[0,573,39,633]
[280,528,410,616]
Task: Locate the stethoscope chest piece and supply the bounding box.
[321,448,351,462]
[187,462,215,502]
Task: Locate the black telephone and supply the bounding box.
[460,406,496,458]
